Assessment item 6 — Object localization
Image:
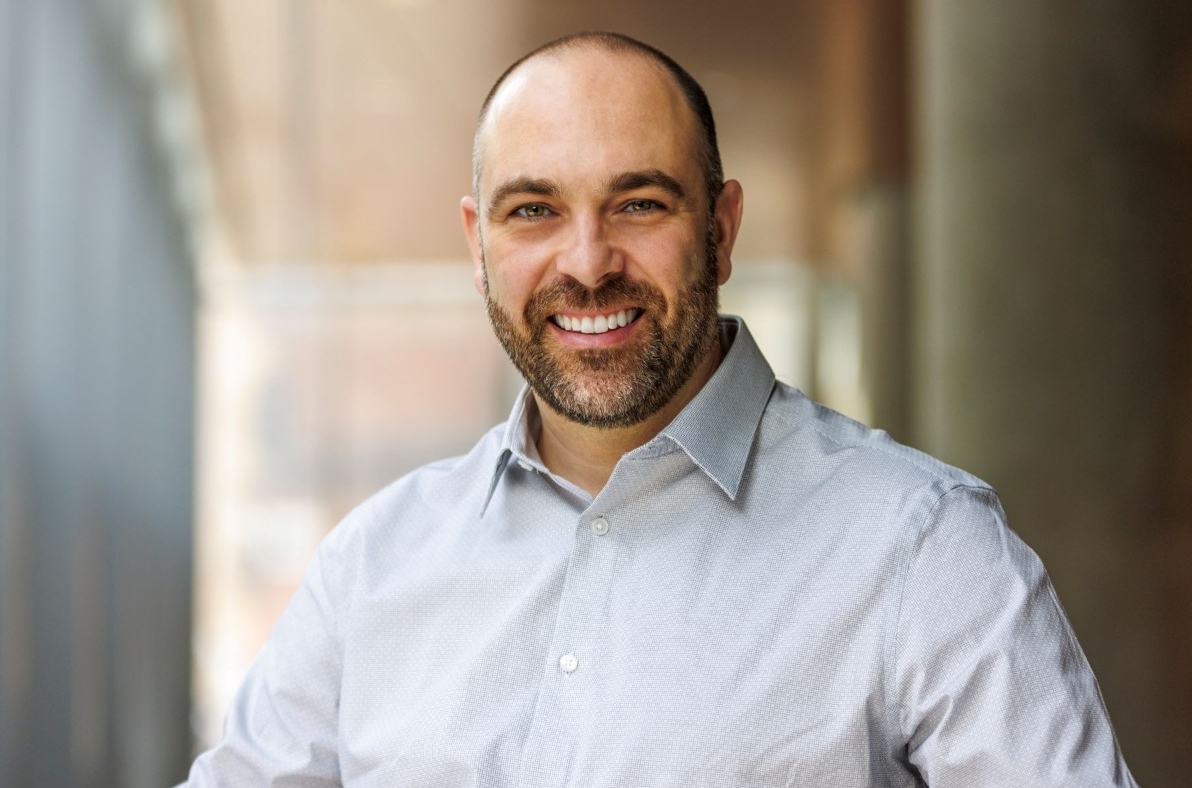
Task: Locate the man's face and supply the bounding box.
[462,47,739,428]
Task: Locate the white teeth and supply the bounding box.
[554,308,639,335]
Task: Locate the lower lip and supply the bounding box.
[548,316,641,348]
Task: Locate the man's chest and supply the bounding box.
[334,513,908,788]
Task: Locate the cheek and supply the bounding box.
[481,245,544,307]
[621,231,703,290]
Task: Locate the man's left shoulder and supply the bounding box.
[754,382,995,513]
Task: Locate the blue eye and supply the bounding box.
[513,204,552,219]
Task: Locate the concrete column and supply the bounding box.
[0,0,197,785]
[915,1,1189,784]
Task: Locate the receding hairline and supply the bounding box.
[471,31,724,204]
[477,33,680,129]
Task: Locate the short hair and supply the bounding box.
[472,31,725,209]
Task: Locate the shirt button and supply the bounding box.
[559,653,579,673]
[591,516,610,536]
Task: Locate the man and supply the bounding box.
[180,32,1137,787]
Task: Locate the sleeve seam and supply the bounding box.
[885,483,1000,745]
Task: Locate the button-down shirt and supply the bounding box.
[181,316,1136,787]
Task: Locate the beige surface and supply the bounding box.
[175,0,836,266]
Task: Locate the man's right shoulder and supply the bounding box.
[318,419,512,555]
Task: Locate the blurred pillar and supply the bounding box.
[813,0,911,438]
[791,0,911,430]
[0,0,196,786]
[915,1,1190,784]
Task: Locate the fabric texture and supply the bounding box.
[180,316,1137,788]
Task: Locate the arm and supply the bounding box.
[893,485,1136,787]
[177,543,344,787]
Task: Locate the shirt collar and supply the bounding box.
[479,388,534,516]
[481,315,776,513]
[654,315,775,500]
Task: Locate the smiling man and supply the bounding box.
[460,37,741,496]
[179,32,1137,788]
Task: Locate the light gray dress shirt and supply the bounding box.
[180,316,1137,788]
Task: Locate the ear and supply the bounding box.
[712,179,743,286]
[460,195,485,296]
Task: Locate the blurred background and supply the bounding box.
[2,0,1190,785]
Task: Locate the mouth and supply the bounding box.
[551,308,641,335]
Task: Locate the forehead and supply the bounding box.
[476,47,701,198]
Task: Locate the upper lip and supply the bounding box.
[551,308,640,333]
[551,307,638,318]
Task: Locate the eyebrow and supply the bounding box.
[605,169,687,201]
[484,169,689,220]
[486,177,562,219]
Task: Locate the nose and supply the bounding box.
[554,213,623,288]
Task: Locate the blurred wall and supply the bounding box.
[0,0,197,785]
[912,2,1192,784]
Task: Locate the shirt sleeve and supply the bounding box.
[176,540,345,787]
[893,484,1137,787]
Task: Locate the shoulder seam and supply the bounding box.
[767,397,990,490]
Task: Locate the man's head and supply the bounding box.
[472,32,725,214]
[461,32,743,429]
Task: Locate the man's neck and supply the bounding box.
[534,345,724,497]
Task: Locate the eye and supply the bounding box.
[622,199,660,214]
[513,203,553,220]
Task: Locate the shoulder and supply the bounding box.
[315,420,511,564]
[764,382,986,490]
[747,382,1002,543]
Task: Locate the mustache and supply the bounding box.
[524,276,664,322]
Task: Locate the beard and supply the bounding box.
[484,230,722,429]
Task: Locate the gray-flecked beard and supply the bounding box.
[484,235,721,429]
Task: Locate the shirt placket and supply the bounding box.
[514,501,623,788]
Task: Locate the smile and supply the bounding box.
[552,309,640,335]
